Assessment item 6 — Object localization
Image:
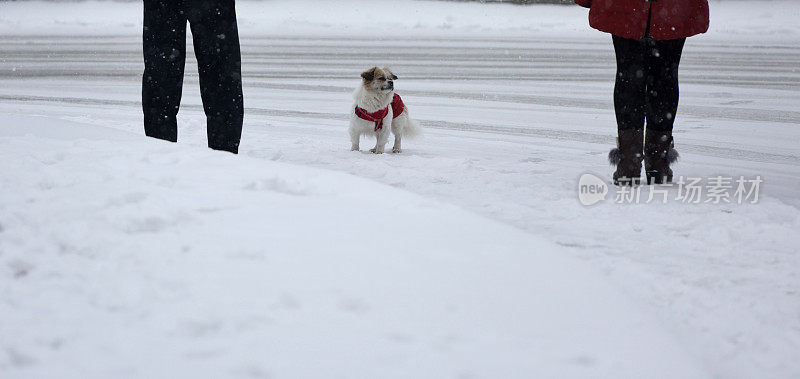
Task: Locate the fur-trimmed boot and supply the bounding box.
[609,129,644,186]
[644,129,679,184]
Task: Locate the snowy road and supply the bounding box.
[2,1,800,378]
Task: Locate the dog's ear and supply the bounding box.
[383,67,398,80]
[361,67,378,81]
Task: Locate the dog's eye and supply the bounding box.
[378,77,386,81]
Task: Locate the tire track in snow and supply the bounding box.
[240,82,800,124]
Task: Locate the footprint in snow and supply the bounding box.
[124,216,171,234]
[107,192,148,207]
[242,178,308,196]
[7,259,35,279]
[338,298,370,314]
[5,348,36,367]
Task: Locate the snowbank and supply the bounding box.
[0,0,798,42]
[0,116,705,377]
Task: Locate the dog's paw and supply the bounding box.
[350,146,359,151]
[369,148,384,154]
[392,147,402,153]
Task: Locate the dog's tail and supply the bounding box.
[401,117,423,139]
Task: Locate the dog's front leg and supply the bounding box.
[370,117,391,154]
[349,124,360,151]
[370,129,389,154]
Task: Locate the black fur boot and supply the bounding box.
[609,129,644,186]
[644,129,679,184]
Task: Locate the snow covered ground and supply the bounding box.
[2,118,710,378]
[1,0,799,378]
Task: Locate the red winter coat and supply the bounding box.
[574,0,709,41]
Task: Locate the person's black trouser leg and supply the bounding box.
[645,38,685,132]
[143,0,243,153]
[612,35,686,132]
[613,35,648,131]
[142,0,187,143]
[187,0,244,154]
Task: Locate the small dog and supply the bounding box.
[349,67,421,154]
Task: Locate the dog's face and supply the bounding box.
[361,67,398,93]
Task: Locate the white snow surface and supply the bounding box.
[1,0,799,378]
[0,118,706,378]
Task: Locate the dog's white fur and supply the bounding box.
[349,67,421,154]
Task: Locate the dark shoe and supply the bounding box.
[609,129,644,186]
[644,129,679,184]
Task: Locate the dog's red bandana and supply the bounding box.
[355,93,405,132]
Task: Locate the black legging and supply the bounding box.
[142,0,244,153]
[613,36,685,132]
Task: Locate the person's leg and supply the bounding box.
[186,0,244,154]
[610,35,647,185]
[645,38,685,132]
[613,35,647,132]
[644,38,686,184]
[142,0,187,142]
